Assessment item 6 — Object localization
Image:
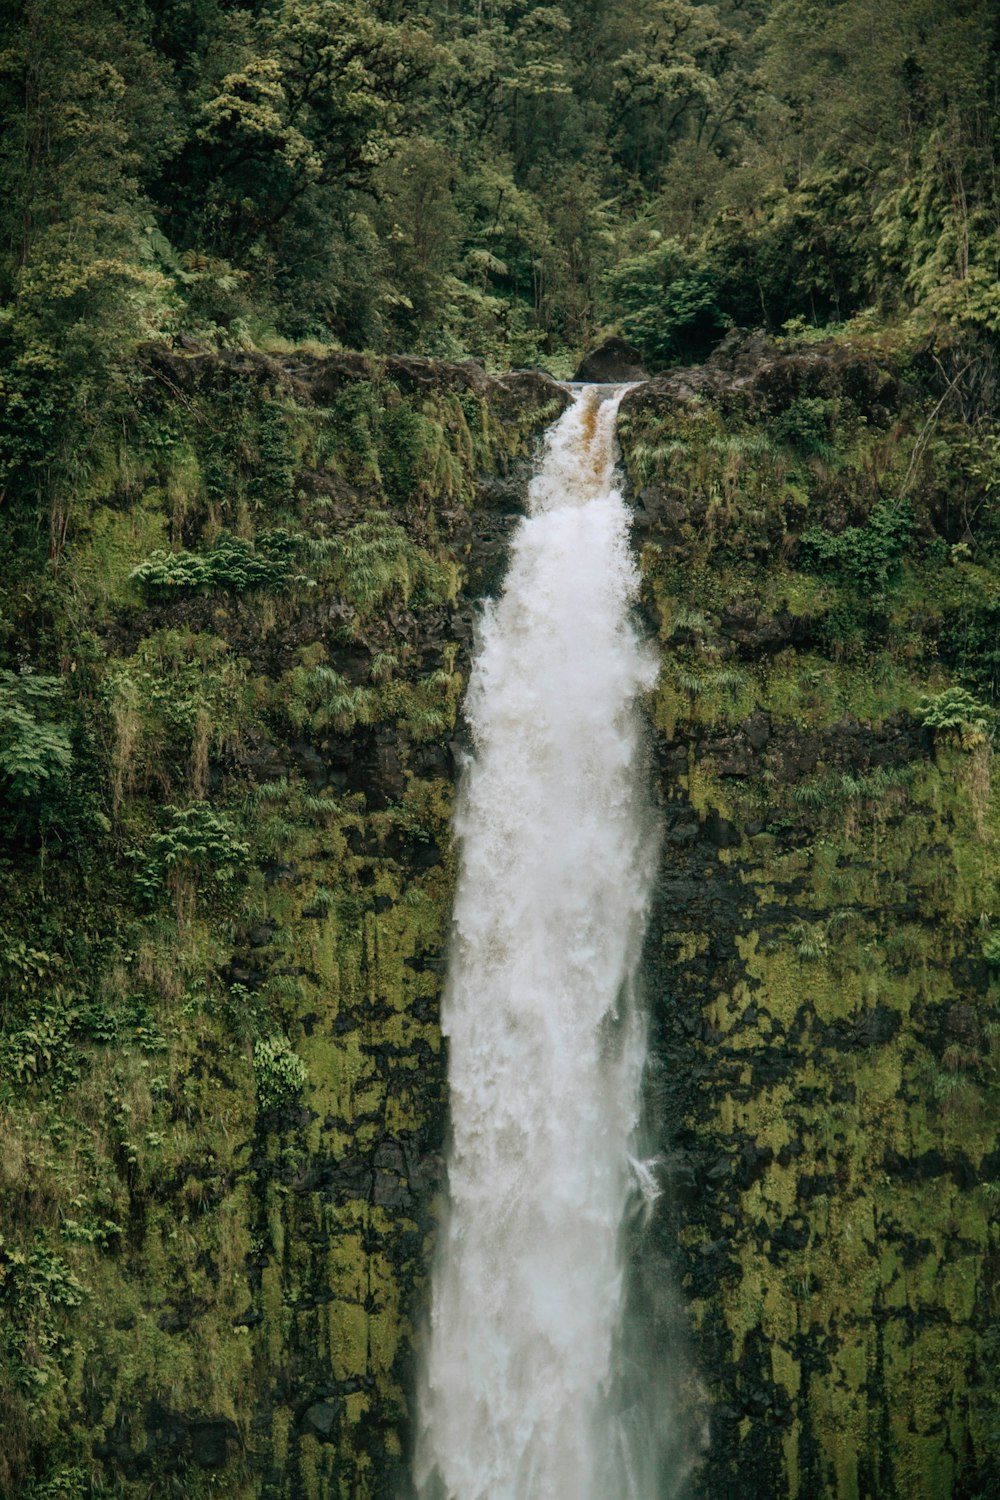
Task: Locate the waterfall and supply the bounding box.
[416,385,660,1500]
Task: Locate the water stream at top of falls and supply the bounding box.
[415,385,661,1500]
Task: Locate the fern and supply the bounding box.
[135,803,249,905]
[131,528,300,595]
[0,670,73,798]
[918,687,991,746]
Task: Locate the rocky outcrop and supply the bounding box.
[142,340,568,418]
[574,334,649,383]
[621,328,900,419]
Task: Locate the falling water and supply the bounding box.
[415,385,660,1500]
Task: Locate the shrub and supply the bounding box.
[254,1033,308,1113]
[131,528,298,595]
[0,1235,86,1398]
[134,803,249,906]
[918,686,992,748]
[799,500,913,595]
[939,598,1000,704]
[327,514,452,615]
[0,672,72,800]
[102,630,249,806]
[981,932,1000,967]
[771,397,838,459]
[604,237,728,367]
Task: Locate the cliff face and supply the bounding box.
[0,346,565,1499]
[618,334,1000,1500]
[2,335,998,1500]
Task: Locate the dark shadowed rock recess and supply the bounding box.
[573,335,649,383]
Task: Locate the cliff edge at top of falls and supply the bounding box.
[621,327,900,421]
[141,338,570,416]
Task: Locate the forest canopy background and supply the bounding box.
[1,0,998,381]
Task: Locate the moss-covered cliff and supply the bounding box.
[0,347,565,1499]
[2,329,999,1500]
[618,330,1000,1500]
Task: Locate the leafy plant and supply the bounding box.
[286,665,378,736]
[0,1234,86,1399]
[254,1033,308,1114]
[982,932,1000,967]
[0,1004,83,1098]
[102,630,249,805]
[604,237,728,367]
[21,1465,95,1500]
[940,598,1000,704]
[771,397,838,460]
[918,686,992,747]
[131,529,299,595]
[0,673,72,800]
[799,501,913,595]
[327,514,452,615]
[134,803,249,906]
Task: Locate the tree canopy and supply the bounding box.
[0,0,998,393]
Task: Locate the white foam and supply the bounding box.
[415,387,660,1500]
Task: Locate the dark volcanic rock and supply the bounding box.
[620,327,898,427]
[574,336,649,383]
[301,1400,340,1439]
[139,339,569,419]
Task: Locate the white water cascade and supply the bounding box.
[416,385,661,1500]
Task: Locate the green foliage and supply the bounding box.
[134,803,249,906]
[0,933,64,999]
[102,630,249,804]
[0,1,173,550]
[790,765,916,823]
[0,672,72,800]
[173,3,442,256]
[0,1002,83,1097]
[131,528,298,595]
[918,687,992,747]
[799,501,913,595]
[326,514,452,617]
[981,932,1000,968]
[379,402,440,505]
[284,655,460,742]
[609,0,746,189]
[20,1464,97,1500]
[771,397,838,460]
[949,614,1000,705]
[0,2,999,1493]
[285,665,377,735]
[604,237,728,367]
[1,0,995,368]
[0,1233,85,1398]
[254,1033,308,1114]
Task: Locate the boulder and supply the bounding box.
[573,336,648,383]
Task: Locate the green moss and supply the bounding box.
[624,355,1000,1500]
[0,353,565,1498]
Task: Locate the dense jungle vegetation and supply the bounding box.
[3,0,1000,671]
[5,0,1000,816]
[3,2,1000,1497]
[2,0,1000,470]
